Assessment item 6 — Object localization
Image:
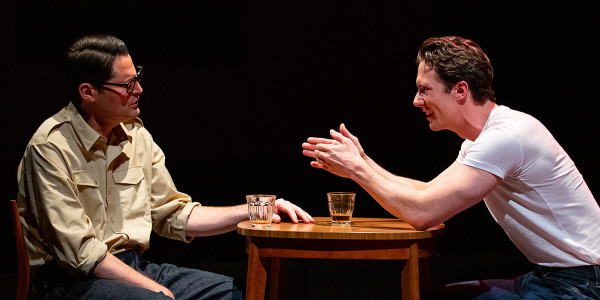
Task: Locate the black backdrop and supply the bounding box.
[1,1,598,298]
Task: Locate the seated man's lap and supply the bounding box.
[134,260,242,299]
[65,278,172,300]
[37,251,242,300]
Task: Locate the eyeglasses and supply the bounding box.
[101,66,143,94]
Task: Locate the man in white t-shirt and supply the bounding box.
[302,36,600,299]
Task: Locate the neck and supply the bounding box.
[456,100,497,141]
[79,107,118,138]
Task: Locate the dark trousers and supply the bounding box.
[424,265,600,299]
[35,251,243,300]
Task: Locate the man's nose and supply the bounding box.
[413,93,423,107]
[133,81,143,95]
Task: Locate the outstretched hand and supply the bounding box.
[338,123,366,158]
[301,123,367,178]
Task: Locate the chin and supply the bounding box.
[429,124,442,131]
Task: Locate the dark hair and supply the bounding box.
[63,34,129,107]
[416,36,495,103]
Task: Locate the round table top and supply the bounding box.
[237,217,445,240]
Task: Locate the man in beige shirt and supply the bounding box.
[17,34,314,300]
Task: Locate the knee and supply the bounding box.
[423,280,490,300]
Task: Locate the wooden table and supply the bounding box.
[237,217,445,300]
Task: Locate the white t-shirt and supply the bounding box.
[457,105,600,267]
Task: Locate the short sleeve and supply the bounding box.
[460,126,523,180]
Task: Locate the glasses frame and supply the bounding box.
[100,66,143,94]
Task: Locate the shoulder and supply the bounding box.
[28,108,72,145]
[483,106,543,143]
[489,106,543,131]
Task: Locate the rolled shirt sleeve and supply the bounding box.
[148,139,199,242]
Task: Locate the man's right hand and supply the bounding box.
[158,287,175,299]
[94,252,175,299]
[338,123,366,159]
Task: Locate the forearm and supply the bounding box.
[93,252,173,297]
[185,204,248,237]
[350,162,433,229]
[352,161,495,230]
[363,155,429,190]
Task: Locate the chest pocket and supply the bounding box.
[73,170,98,189]
[112,165,149,219]
[72,170,104,225]
[113,166,144,185]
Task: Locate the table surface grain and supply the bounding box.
[237,217,445,240]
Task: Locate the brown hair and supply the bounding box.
[416,36,495,103]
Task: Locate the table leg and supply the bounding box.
[401,241,420,300]
[269,257,280,300]
[246,242,268,300]
[419,256,431,292]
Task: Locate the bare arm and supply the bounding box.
[185,200,315,237]
[353,160,499,229]
[93,252,174,298]
[303,124,429,190]
[304,126,500,230]
[362,154,430,190]
[185,205,248,237]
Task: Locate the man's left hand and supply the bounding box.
[273,198,315,224]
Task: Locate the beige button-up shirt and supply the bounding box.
[17,102,199,276]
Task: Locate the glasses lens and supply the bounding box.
[137,67,143,81]
[127,67,143,93]
[127,80,136,94]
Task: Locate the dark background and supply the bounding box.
[1,1,598,298]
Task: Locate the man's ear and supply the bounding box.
[454,80,469,104]
[79,83,97,104]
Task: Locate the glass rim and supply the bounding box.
[246,194,276,198]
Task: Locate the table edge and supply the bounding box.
[237,217,445,240]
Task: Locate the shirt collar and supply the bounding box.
[66,102,102,152]
[115,123,134,158]
[66,102,133,153]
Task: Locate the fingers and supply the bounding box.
[339,123,365,157]
[307,137,337,144]
[302,142,317,151]
[298,209,315,223]
[303,140,335,160]
[339,123,356,140]
[309,160,326,170]
[303,146,327,170]
[302,145,329,163]
[302,148,317,158]
[329,128,352,144]
[272,214,282,223]
[274,198,316,224]
[303,130,345,167]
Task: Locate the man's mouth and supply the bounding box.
[425,111,433,119]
